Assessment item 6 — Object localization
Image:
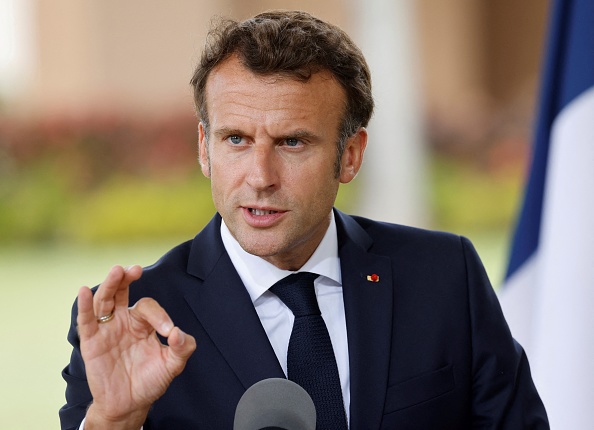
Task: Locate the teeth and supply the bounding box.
[250,208,278,216]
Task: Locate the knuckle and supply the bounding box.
[136,297,153,306]
[132,297,157,311]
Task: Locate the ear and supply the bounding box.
[198,121,211,178]
[339,127,368,184]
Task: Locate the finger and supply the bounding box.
[113,265,143,309]
[165,327,197,376]
[93,265,125,318]
[128,297,175,337]
[93,265,142,319]
[77,286,98,340]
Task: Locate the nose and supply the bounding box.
[246,145,279,191]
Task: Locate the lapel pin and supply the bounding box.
[366,273,380,283]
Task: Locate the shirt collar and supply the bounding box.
[220,212,342,304]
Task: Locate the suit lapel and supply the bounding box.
[336,210,394,428]
[184,215,285,389]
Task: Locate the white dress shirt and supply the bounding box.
[221,212,351,422]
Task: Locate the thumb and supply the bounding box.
[165,327,196,377]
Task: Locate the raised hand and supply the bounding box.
[77,265,196,429]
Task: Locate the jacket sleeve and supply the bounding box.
[462,237,549,429]
[58,298,91,430]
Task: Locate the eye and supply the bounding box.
[228,135,243,145]
[285,138,301,147]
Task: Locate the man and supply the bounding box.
[60,10,549,429]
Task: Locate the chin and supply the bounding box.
[240,241,280,259]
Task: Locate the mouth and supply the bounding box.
[242,206,286,227]
[248,208,279,216]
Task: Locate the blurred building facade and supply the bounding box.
[0,0,549,239]
[417,0,548,161]
[7,0,351,118]
[5,0,547,125]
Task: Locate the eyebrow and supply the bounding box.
[213,127,243,139]
[212,127,322,141]
[283,129,320,141]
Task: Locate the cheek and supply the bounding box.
[210,161,243,197]
[208,175,232,217]
[299,167,340,206]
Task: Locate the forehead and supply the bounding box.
[203,56,346,131]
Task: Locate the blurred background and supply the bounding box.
[0,0,548,427]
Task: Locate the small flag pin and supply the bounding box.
[366,273,380,283]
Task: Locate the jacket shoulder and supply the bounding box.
[347,214,467,254]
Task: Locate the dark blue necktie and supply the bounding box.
[269,272,348,430]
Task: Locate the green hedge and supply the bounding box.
[0,156,523,244]
[430,155,523,234]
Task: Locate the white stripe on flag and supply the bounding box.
[501,86,594,428]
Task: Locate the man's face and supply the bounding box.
[199,55,367,270]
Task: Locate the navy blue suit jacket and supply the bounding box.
[60,210,548,429]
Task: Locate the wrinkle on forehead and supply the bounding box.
[204,57,346,140]
[204,55,344,113]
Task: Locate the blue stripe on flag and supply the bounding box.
[505,0,594,279]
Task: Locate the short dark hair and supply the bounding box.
[190,10,374,168]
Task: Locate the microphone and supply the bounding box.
[233,378,316,430]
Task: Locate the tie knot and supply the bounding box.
[269,272,320,317]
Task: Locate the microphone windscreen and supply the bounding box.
[233,378,316,430]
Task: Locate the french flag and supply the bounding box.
[499,0,594,427]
